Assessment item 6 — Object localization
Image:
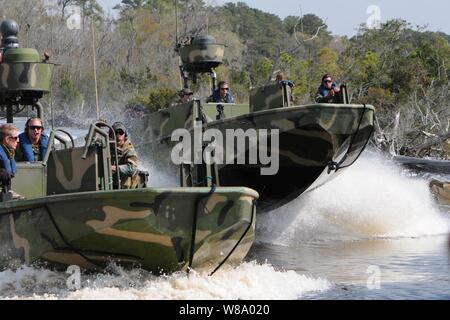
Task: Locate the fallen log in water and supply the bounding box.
[393,155,450,174]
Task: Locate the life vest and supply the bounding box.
[18,132,49,162]
[212,89,233,103]
[0,145,16,177]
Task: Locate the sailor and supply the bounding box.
[275,71,295,101]
[275,72,294,88]
[15,117,49,162]
[211,81,234,103]
[315,74,341,103]
[0,124,18,177]
[178,88,194,104]
[0,124,19,199]
[111,122,140,189]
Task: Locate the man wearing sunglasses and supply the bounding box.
[16,117,49,162]
[178,88,194,104]
[0,123,19,178]
[0,124,25,200]
[211,81,234,103]
[111,122,140,189]
[315,74,341,103]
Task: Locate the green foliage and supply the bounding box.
[298,14,331,39]
[249,57,274,86]
[127,87,178,112]
[114,0,147,10]
[59,71,84,105]
[7,1,450,155]
[283,16,300,35]
[359,87,394,110]
[218,2,287,58]
[316,48,340,79]
[119,67,157,90]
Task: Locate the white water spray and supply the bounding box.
[0,263,331,300]
[258,151,450,246]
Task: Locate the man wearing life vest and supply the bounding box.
[0,123,19,176]
[15,118,49,162]
[0,124,19,199]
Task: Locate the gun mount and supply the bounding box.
[0,19,54,123]
[177,35,224,95]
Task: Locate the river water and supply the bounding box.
[0,150,449,300]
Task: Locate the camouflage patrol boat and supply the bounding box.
[140,35,375,212]
[0,20,257,274]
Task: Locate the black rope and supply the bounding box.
[187,184,217,276]
[209,198,257,276]
[327,104,370,173]
[337,124,374,170]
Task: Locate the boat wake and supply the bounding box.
[258,150,450,246]
[0,262,331,300]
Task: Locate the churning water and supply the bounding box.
[0,262,331,300]
[1,150,449,300]
[258,151,450,244]
[252,150,450,299]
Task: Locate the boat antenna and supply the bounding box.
[50,18,54,130]
[175,0,179,47]
[175,0,185,89]
[91,18,100,120]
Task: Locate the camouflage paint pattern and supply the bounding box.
[4,136,257,274]
[0,48,53,95]
[179,44,225,73]
[46,146,99,195]
[146,101,197,144]
[0,186,257,273]
[138,83,374,212]
[0,27,257,274]
[249,83,292,112]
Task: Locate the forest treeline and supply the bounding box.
[0,0,449,158]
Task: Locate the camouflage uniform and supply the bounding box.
[116,139,140,189]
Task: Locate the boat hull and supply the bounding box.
[139,103,374,212]
[0,187,257,274]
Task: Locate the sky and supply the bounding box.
[97,0,450,37]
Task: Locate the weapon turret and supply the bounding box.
[177,35,225,95]
[178,35,224,73]
[0,19,54,123]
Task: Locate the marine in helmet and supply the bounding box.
[111,122,140,189]
[15,118,49,162]
[275,71,295,102]
[275,72,294,87]
[178,88,193,104]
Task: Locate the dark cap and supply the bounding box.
[112,122,127,134]
[179,88,193,97]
